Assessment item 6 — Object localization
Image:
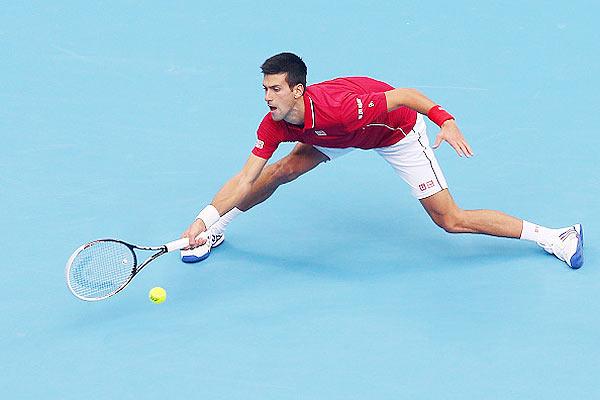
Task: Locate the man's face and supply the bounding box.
[263,73,298,122]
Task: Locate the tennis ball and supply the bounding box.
[149,287,167,304]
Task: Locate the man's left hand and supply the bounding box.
[432,120,474,157]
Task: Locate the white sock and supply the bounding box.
[209,207,243,235]
[520,220,561,243]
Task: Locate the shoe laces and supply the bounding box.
[206,232,223,246]
[538,227,578,260]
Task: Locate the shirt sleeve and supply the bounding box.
[338,91,389,131]
[252,114,282,159]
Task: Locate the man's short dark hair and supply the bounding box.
[261,52,307,89]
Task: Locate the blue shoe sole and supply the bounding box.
[181,252,210,264]
[569,224,584,269]
[180,235,224,264]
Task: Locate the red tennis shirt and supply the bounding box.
[252,76,417,159]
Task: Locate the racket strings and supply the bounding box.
[68,241,136,299]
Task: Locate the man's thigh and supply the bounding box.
[262,143,329,183]
[276,143,330,176]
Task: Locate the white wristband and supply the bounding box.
[195,205,220,229]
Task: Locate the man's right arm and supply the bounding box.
[384,88,474,157]
[182,153,268,247]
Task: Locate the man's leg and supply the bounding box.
[418,189,583,268]
[237,143,329,211]
[419,189,523,237]
[182,143,329,262]
[375,114,583,268]
[212,143,329,231]
[209,143,350,236]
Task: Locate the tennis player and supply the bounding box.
[181,52,583,269]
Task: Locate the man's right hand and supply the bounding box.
[181,219,208,249]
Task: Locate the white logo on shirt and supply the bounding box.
[315,130,327,136]
[255,139,264,149]
[368,101,375,107]
[356,98,364,120]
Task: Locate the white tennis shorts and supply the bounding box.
[314,114,448,199]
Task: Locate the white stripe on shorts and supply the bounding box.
[374,114,448,199]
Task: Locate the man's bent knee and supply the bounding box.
[433,210,469,234]
[437,215,462,233]
[420,190,469,234]
[271,145,327,184]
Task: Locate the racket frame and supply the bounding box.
[66,237,188,301]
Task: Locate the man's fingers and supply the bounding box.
[436,127,473,157]
[181,232,193,250]
[180,229,209,249]
[194,232,208,246]
[447,137,475,158]
[464,142,474,157]
[454,144,465,157]
[457,140,474,158]
[450,140,468,157]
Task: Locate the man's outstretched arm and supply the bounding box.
[182,153,267,247]
[384,88,474,157]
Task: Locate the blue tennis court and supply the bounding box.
[2,1,598,398]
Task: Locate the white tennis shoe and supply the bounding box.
[181,231,225,263]
[537,224,584,269]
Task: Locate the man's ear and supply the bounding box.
[293,83,305,99]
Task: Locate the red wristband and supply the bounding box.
[427,105,455,127]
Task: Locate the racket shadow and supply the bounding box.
[214,242,357,279]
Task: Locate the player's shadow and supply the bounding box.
[218,232,549,280]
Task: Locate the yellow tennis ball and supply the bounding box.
[149,287,167,304]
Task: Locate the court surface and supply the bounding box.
[2,1,599,398]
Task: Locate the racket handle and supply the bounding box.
[165,238,190,252]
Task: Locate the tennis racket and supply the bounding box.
[66,237,189,301]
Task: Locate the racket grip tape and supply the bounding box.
[165,238,190,252]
